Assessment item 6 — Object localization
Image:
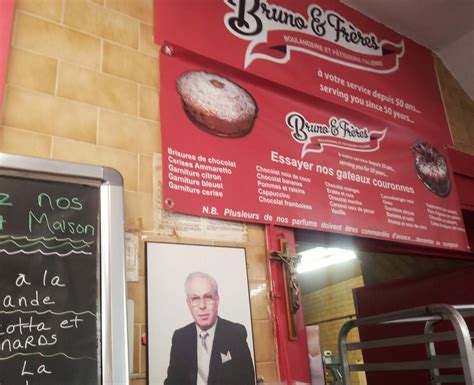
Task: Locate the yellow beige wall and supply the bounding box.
[0,1,277,384]
[303,276,365,385]
[0,2,473,385]
[434,56,474,154]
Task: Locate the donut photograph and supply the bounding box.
[176,70,257,138]
[411,140,451,197]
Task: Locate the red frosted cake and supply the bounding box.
[412,140,450,197]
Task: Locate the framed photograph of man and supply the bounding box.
[146,242,256,385]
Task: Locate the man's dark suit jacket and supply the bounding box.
[164,317,255,385]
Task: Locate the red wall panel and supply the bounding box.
[353,266,474,385]
[0,0,15,115]
[267,225,311,384]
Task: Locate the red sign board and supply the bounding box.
[0,0,15,116]
[154,0,448,133]
[155,0,469,251]
[160,48,469,251]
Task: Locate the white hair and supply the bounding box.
[185,272,219,296]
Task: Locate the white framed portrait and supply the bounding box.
[146,242,256,385]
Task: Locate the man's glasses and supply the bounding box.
[188,293,216,307]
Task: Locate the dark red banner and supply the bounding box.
[160,48,469,252]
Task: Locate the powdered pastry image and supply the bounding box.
[176,70,257,137]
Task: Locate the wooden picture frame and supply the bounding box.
[146,242,256,385]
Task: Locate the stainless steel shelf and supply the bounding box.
[338,304,474,385]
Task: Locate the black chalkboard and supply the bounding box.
[0,175,101,385]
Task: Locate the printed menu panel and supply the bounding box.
[0,176,100,385]
[160,49,470,252]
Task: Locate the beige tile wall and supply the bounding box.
[434,55,474,154]
[302,276,365,385]
[0,1,276,384]
[1,2,472,385]
[319,318,364,385]
[303,276,364,325]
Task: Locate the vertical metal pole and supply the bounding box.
[338,320,356,385]
[431,305,474,385]
[424,320,440,385]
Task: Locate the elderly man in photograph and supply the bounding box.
[164,272,255,385]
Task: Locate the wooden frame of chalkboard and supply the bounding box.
[0,152,129,385]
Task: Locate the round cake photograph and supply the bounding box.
[411,140,451,197]
[176,70,258,138]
